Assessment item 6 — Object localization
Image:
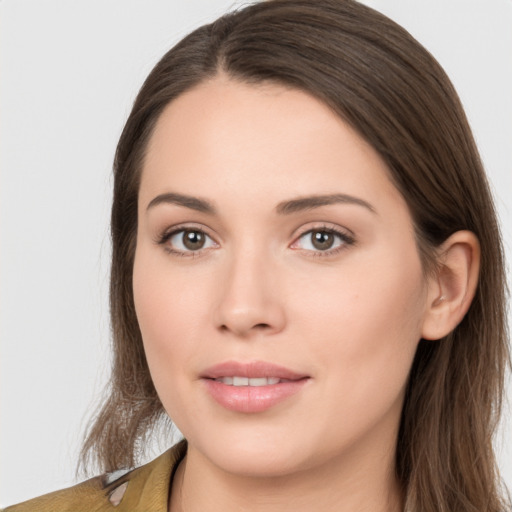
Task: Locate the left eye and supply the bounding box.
[294,229,350,252]
[168,229,216,252]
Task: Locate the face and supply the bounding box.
[133,77,430,478]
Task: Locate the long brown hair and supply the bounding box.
[81,1,510,510]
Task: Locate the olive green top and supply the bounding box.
[2,440,187,512]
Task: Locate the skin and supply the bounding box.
[133,77,465,512]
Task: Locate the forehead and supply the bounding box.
[140,76,406,218]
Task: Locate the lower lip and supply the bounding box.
[202,379,309,413]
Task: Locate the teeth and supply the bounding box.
[248,377,267,386]
[215,376,282,386]
[233,376,249,386]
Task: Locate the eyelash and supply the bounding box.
[155,224,355,259]
[155,225,217,258]
[292,225,355,258]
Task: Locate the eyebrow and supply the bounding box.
[275,194,376,215]
[146,192,216,214]
[146,192,376,216]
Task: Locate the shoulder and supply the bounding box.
[2,440,187,512]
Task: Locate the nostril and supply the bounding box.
[218,322,271,335]
[214,299,286,336]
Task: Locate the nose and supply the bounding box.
[213,249,286,338]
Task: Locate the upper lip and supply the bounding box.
[200,360,309,380]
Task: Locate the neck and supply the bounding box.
[169,437,403,512]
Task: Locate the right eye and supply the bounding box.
[160,228,217,255]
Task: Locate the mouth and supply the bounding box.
[200,360,309,381]
[213,376,291,386]
[200,360,310,413]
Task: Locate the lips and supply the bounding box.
[200,360,308,381]
[200,360,310,413]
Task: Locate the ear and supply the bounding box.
[421,230,480,341]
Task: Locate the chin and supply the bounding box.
[208,444,307,478]
[187,424,324,479]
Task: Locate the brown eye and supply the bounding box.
[311,230,335,250]
[167,229,216,253]
[182,230,205,250]
[292,227,354,254]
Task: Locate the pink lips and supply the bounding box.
[200,361,310,413]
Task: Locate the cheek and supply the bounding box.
[132,247,203,389]
[295,247,426,411]
[296,250,425,338]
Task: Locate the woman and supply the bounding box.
[3,0,510,511]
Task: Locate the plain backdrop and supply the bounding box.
[1,0,511,507]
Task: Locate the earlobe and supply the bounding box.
[421,231,480,341]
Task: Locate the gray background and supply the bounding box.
[1,0,511,506]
